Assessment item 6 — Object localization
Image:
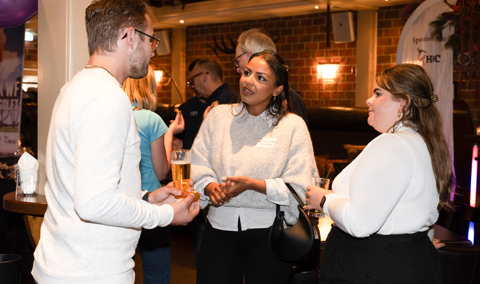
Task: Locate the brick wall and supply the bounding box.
[154,11,363,107]
[186,12,359,108]
[153,5,412,108]
[151,56,172,104]
[24,5,479,126]
[376,5,409,72]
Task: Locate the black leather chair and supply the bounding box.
[438,244,480,284]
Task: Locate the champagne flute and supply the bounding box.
[171,149,191,199]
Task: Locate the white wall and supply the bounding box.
[38,0,90,194]
[355,10,377,107]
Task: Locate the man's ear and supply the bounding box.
[123,27,136,50]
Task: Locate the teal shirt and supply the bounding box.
[133,108,168,192]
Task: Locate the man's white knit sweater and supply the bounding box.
[192,104,318,226]
[32,69,174,284]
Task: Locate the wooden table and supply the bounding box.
[3,191,47,248]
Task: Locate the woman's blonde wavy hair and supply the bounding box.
[122,66,158,111]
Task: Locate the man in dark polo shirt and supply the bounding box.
[176,58,235,267]
[177,58,235,149]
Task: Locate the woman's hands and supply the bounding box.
[164,113,185,164]
[304,185,331,211]
[433,238,445,249]
[222,176,262,197]
[203,101,219,119]
[204,176,265,207]
[169,113,185,135]
[204,182,231,206]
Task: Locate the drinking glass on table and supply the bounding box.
[308,177,330,218]
[171,149,191,199]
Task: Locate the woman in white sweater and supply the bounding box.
[191,50,318,284]
[305,64,453,283]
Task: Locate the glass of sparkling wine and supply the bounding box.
[309,177,330,218]
[171,149,191,199]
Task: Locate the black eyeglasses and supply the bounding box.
[121,29,160,52]
[232,51,248,68]
[186,72,208,88]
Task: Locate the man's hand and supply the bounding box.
[170,193,200,226]
[148,182,183,206]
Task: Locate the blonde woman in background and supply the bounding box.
[123,67,184,284]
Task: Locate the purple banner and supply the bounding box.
[0,24,24,155]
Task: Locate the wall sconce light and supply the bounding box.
[317,63,339,84]
[153,69,171,86]
[154,70,162,84]
[150,62,184,103]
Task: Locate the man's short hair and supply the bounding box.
[188,59,200,72]
[191,58,223,81]
[237,28,277,54]
[85,0,149,55]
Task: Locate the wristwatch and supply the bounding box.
[142,192,151,202]
[320,195,327,209]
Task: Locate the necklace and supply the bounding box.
[85,65,115,78]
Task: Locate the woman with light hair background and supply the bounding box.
[123,67,184,284]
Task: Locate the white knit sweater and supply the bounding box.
[192,104,318,225]
[32,68,174,284]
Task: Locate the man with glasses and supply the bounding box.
[32,1,199,283]
[233,28,308,123]
[175,58,235,268]
[177,58,235,150]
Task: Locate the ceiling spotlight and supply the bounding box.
[180,20,184,24]
[315,6,319,9]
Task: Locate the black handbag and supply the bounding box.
[269,183,320,262]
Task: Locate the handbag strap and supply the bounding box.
[275,183,305,214]
[285,183,305,207]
